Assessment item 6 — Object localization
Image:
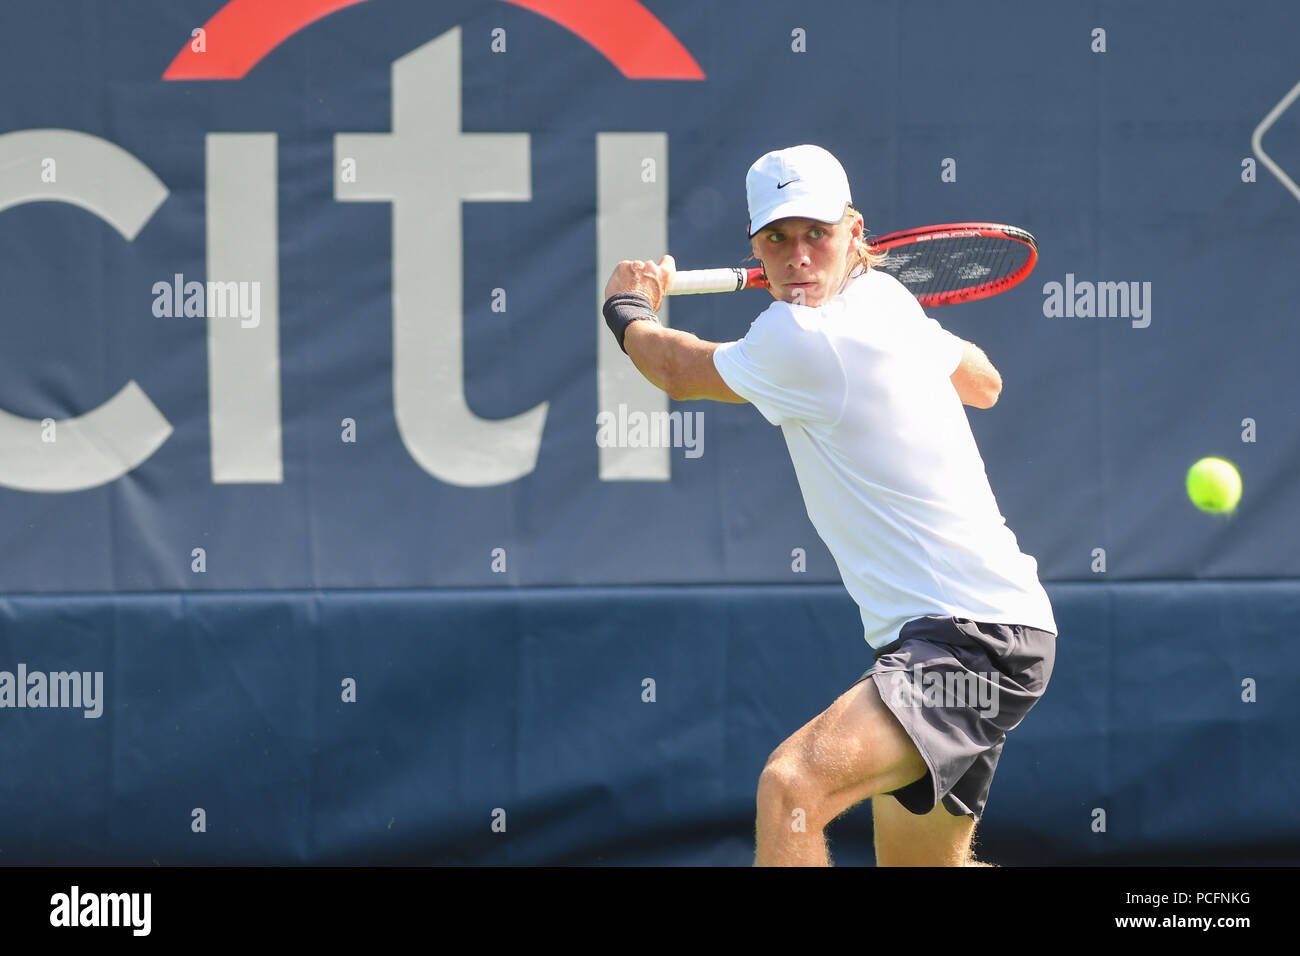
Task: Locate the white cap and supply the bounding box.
[746,144,852,237]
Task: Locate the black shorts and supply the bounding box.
[853,615,1056,823]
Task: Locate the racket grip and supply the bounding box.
[668,267,751,295]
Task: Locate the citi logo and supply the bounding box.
[0,3,707,494]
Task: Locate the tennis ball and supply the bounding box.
[1186,457,1242,514]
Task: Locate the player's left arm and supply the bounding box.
[604,255,746,404]
[623,322,745,403]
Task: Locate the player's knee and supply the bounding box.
[757,756,844,829]
[756,757,822,813]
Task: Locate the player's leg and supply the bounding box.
[862,620,1054,866]
[754,676,927,866]
[871,793,983,867]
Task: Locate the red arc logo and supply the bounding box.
[163,0,706,81]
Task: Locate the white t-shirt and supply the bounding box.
[712,268,1056,649]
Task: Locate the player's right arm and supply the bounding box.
[950,340,1002,409]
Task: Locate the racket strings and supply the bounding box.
[880,236,1031,302]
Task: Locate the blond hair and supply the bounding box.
[844,205,889,275]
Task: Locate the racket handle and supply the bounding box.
[668,267,767,295]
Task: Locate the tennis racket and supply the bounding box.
[667,222,1038,308]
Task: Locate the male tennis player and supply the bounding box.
[602,144,1056,867]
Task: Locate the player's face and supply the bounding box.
[751,214,861,308]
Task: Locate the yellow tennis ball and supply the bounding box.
[1186,457,1242,514]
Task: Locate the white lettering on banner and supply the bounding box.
[0,130,172,492]
[0,28,673,492]
[336,27,541,487]
[206,134,282,483]
[597,132,672,481]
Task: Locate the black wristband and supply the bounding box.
[603,292,660,354]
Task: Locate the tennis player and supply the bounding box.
[602,144,1057,867]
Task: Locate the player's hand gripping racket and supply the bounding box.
[668,222,1038,307]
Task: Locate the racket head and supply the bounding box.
[865,222,1038,307]
[736,222,1037,306]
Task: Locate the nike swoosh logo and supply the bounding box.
[776,179,798,189]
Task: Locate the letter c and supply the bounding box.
[0,130,171,491]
